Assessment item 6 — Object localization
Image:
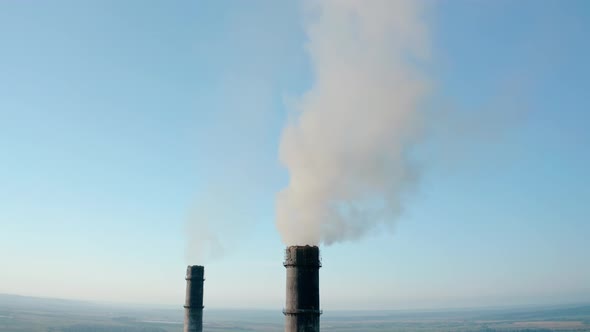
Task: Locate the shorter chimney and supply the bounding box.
[184,265,204,332]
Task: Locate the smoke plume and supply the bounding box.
[276,0,431,245]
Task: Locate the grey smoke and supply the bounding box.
[276,0,431,245]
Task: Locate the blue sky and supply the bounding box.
[0,0,589,310]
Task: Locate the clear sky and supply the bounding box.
[1,0,589,310]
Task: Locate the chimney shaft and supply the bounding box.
[184,265,204,332]
[283,245,321,332]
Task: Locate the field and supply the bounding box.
[1,294,590,331]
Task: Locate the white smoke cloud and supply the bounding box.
[276,0,431,245]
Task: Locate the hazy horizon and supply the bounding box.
[3,292,590,312]
[2,293,590,331]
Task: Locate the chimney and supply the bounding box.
[283,245,321,332]
[184,265,204,332]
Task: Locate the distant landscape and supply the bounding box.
[1,294,589,332]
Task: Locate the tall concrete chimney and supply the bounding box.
[184,265,204,332]
[283,245,321,332]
